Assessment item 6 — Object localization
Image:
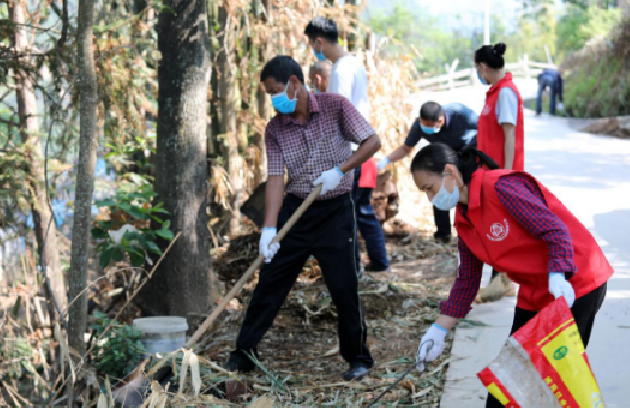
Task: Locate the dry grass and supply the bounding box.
[171,232,459,406]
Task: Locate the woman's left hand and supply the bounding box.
[549,273,575,307]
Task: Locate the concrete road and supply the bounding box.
[440,110,630,407]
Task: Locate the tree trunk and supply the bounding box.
[137,0,211,317]
[68,0,98,361]
[9,0,67,317]
[255,0,272,186]
[217,7,241,236]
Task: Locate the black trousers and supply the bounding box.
[433,205,452,239]
[537,76,557,115]
[486,282,608,407]
[234,193,373,367]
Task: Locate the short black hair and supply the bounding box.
[260,55,304,85]
[419,102,444,122]
[475,43,507,69]
[304,17,339,43]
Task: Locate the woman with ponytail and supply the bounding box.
[474,43,524,172]
[475,42,525,289]
[410,143,612,408]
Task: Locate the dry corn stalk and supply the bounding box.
[179,349,201,397]
[54,323,76,384]
[105,375,114,407]
[248,396,275,407]
[141,381,169,408]
[97,393,108,408]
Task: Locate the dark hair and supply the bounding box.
[410,143,499,185]
[474,43,507,69]
[419,101,444,122]
[260,55,304,85]
[304,17,339,43]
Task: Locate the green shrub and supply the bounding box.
[90,312,146,382]
[91,176,174,268]
[556,6,621,63]
[0,337,34,380]
[563,19,629,118]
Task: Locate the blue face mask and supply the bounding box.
[431,174,460,211]
[271,83,298,114]
[421,124,441,135]
[313,44,327,61]
[477,68,489,85]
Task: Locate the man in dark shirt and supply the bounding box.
[536,68,564,116]
[378,101,478,243]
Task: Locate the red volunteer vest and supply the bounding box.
[455,170,613,311]
[477,73,525,171]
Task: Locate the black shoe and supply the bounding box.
[225,349,257,373]
[364,264,390,273]
[343,362,370,381]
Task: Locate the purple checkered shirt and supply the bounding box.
[441,174,577,318]
[265,92,375,200]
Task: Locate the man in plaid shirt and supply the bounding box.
[226,56,381,381]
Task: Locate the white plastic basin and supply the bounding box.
[133,316,188,354]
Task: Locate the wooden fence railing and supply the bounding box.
[418,54,557,91]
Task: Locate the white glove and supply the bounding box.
[259,227,280,263]
[313,166,344,196]
[377,157,390,172]
[558,102,565,111]
[416,323,447,370]
[549,273,575,307]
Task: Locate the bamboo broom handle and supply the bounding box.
[186,184,323,348]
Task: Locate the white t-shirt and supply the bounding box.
[495,87,518,125]
[327,55,370,120]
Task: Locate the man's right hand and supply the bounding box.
[377,157,390,172]
[260,227,280,263]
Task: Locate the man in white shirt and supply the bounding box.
[305,18,388,275]
[305,17,370,119]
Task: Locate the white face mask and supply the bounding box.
[431,174,460,211]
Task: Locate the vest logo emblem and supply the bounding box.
[487,219,509,242]
[481,104,492,116]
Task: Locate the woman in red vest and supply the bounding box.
[475,43,525,287]
[410,143,611,408]
[475,43,524,171]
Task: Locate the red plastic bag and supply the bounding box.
[478,298,604,407]
[358,158,377,189]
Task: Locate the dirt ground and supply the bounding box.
[199,232,459,406]
[0,227,460,406]
[581,117,630,139]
